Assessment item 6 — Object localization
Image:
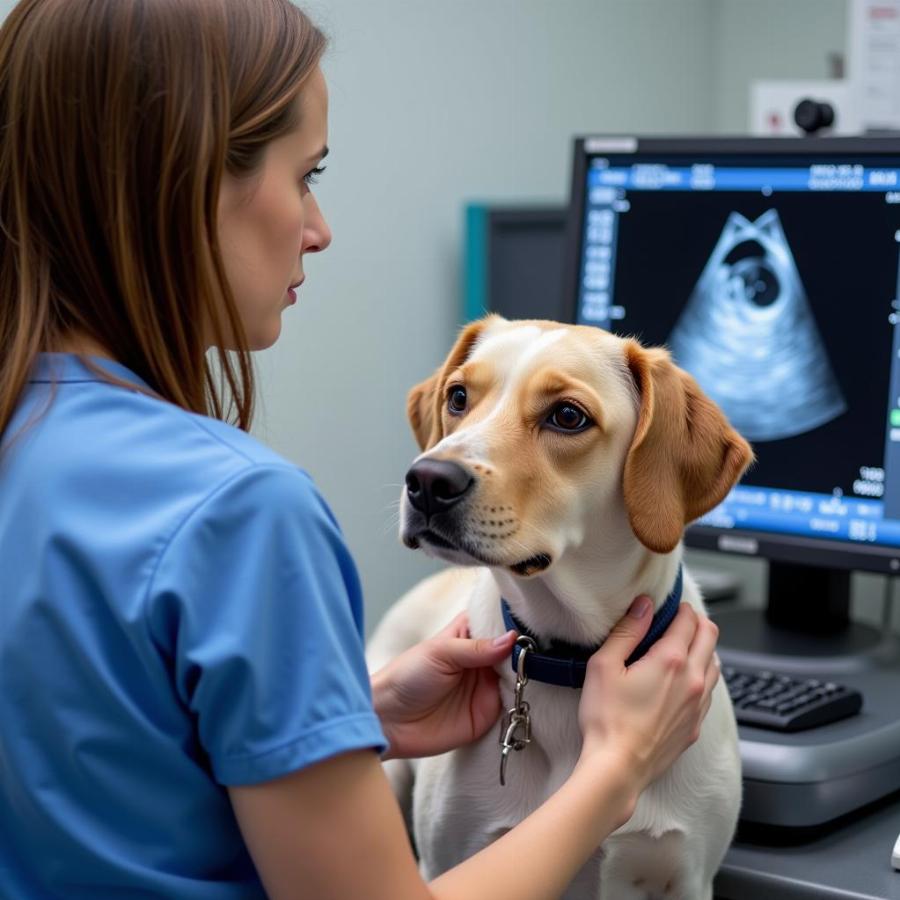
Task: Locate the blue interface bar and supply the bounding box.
[700,486,900,546]
[588,165,900,192]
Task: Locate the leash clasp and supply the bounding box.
[499,635,537,786]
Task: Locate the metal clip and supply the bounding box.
[499,636,537,786]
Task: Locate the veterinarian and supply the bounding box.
[0,1,722,897]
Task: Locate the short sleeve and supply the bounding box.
[145,465,388,785]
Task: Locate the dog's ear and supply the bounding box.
[623,340,754,554]
[406,317,495,451]
[406,372,441,452]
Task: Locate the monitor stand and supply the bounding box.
[709,560,900,830]
[713,560,900,676]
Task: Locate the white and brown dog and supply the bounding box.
[368,315,753,899]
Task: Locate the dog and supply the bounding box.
[367,315,753,899]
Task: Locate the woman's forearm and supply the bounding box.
[427,749,638,900]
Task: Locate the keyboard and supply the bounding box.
[723,665,863,732]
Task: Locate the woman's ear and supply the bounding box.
[623,340,754,554]
[405,317,497,452]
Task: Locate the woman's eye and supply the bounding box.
[447,386,468,415]
[547,403,591,432]
[302,165,326,187]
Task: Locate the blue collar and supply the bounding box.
[500,566,684,688]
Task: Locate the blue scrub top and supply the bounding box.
[0,354,387,898]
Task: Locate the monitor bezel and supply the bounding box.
[562,135,900,576]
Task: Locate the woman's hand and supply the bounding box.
[576,597,720,795]
[371,614,517,760]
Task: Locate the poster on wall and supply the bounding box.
[848,0,900,131]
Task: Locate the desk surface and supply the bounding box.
[714,792,900,899]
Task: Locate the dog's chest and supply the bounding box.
[411,579,593,867]
[412,679,592,879]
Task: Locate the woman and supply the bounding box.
[0,1,720,898]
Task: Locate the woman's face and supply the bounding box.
[217,66,331,350]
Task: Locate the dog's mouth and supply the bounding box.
[510,553,553,577]
[408,529,552,577]
[412,529,456,551]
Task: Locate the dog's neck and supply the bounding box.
[492,537,683,649]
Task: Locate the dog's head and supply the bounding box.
[400,316,752,577]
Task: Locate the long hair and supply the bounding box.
[0,0,326,437]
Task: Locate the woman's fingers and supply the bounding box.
[642,603,699,662]
[592,596,655,667]
[435,611,470,640]
[439,633,517,671]
[687,617,719,669]
[703,652,721,699]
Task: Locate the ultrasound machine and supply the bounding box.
[467,136,900,895]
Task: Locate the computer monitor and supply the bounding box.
[563,136,900,665]
[464,205,569,322]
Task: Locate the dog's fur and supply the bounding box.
[367,316,753,899]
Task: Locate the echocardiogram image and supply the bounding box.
[606,182,900,496]
[668,209,847,442]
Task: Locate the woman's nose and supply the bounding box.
[302,193,332,254]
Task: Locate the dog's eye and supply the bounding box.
[547,403,592,433]
[447,386,468,415]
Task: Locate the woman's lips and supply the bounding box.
[286,278,304,305]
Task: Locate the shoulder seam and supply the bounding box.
[140,391,264,467]
[179,411,260,466]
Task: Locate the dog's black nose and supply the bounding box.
[405,459,474,517]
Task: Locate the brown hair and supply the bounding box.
[0,0,326,438]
